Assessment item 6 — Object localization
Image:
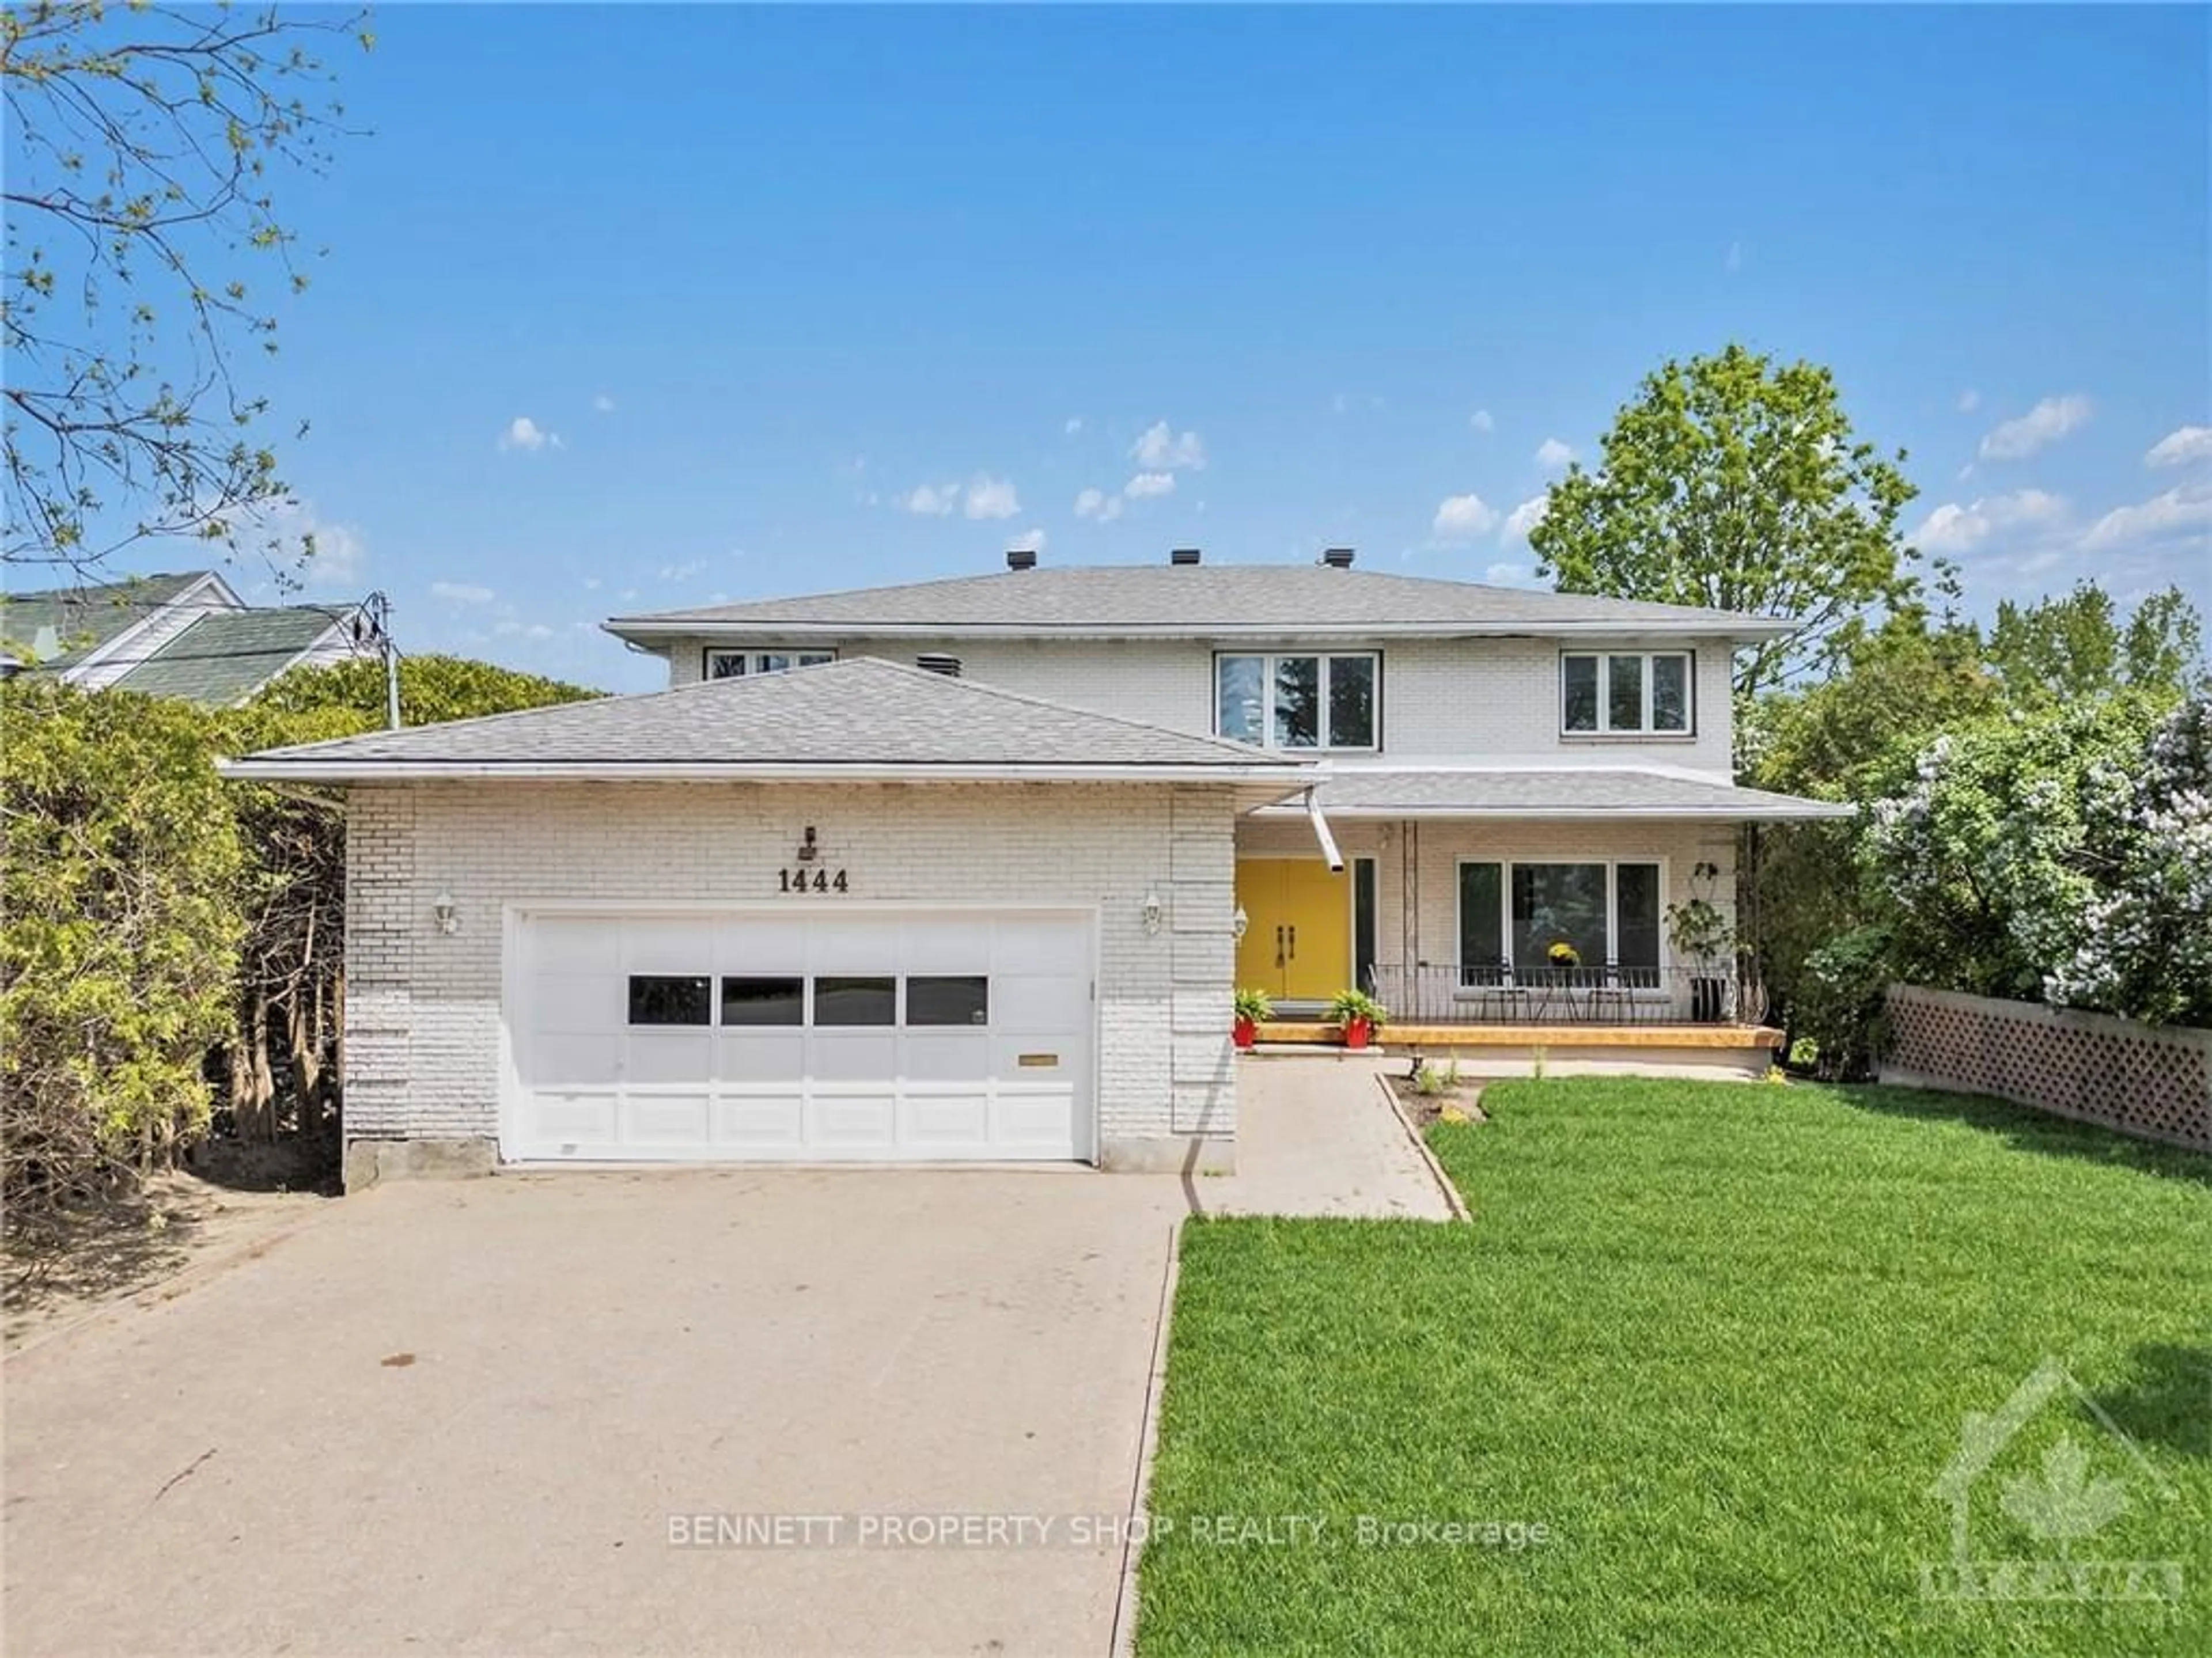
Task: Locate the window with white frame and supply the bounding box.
[705,648,837,680]
[1215,652,1378,750]
[1457,859,1664,984]
[1560,650,1692,734]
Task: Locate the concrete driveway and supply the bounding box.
[3,1060,1446,1657]
[4,1169,1191,1657]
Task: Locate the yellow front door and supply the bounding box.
[1235,860,1351,1001]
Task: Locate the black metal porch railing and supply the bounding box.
[1365,962,1768,1027]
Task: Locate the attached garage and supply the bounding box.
[219,658,1313,1186]
[509,907,1094,1163]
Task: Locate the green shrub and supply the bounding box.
[1790,927,1894,1080]
[2,684,245,1199]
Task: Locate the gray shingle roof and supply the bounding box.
[109,608,349,705]
[1282,768,1854,819]
[225,657,1310,777]
[605,563,1790,640]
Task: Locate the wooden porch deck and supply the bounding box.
[1256,1022,1784,1050]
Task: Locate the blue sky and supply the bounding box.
[121,5,2212,690]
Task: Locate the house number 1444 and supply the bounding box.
[779,867,850,894]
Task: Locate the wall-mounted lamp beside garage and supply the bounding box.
[432,891,460,936]
[1231,905,1249,942]
[1142,889,1165,936]
[797,826,819,864]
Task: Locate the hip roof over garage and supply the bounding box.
[218,655,1316,788]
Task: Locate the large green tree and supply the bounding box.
[3,2,371,580]
[1748,583,2208,1071]
[1529,344,1928,704]
[1984,581,2207,708]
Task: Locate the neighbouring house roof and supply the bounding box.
[1259,767,1855,820]
[604,563,1796,644]
[0,571,222,675]
[219,657,1316,786]
[106,607,357,706]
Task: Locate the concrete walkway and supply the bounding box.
[1203,1053,1457,1221]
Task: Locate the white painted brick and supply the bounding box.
[342,780,1238,1151]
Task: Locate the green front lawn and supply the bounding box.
[1135,1078,2212,1655]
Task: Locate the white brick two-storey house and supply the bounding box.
[224,551,1846,1187]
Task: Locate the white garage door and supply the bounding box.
[507,908,1094,1164]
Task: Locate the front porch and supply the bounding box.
[1249,1019,1783,1079]
[1233,806,1782,1075]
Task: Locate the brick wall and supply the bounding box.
[1883,985,2212,1153]
[658,634,1739,775]
[342,780,1238,1156]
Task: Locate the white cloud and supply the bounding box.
[1910,490,2069,557]
[591,394,616,414]
[1064,416,1084,436]
[1535,437,1577,472]
[900,483,958,517]
[1009,527,1048,555]
[1957,389,1982,414]
[1469,409,1495,434]
[493,620,555,640]
[219,498,365,589]
[582,577,601,591]
[964,475,1021,520]
[1124,471,1177,499]
[1073,486,1124,522]
[1501,494,1550,543]
[1484,561,1534,585]
[2084,480,2212,551]
[497,415,560,453]
[2145,424,2212,468]
[658,560,704,582]
[1978,394,2092,461]
[1432,492,1500,540]
[430,580,497,608]
[1724,240,1744,274]
[1132,420,1207,471]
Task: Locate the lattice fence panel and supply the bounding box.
[1884,985,2211,1153]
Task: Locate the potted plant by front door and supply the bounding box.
[1328,988,1388,1050]
[1233,988,1272,1050]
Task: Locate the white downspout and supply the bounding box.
[1305,788,1344,872]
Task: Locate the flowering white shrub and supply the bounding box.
[2045,700,2212,1026]
[1862,695,2205,1021]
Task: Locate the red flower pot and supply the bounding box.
[1343,1016,1373,1050]
[1233,1016,1257,1050]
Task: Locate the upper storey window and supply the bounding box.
[1217,652,1378,750]
[705,648,836,680]
[1561,651,1692,735]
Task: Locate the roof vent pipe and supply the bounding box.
[1170,548,1201,566]
[1005,548,1037,571]
[1320,547,1355,570]
[915,653,962,678]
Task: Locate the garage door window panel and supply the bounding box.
[814,976,896,1026]
[628,975,711,1026]
[907,975,989,1026]
[722,976,805,1026]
